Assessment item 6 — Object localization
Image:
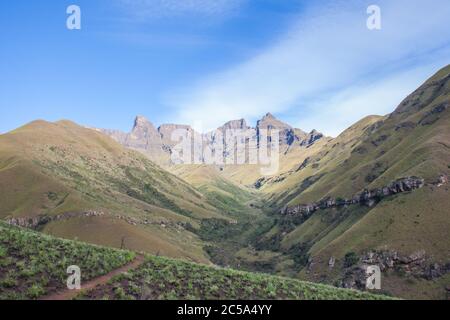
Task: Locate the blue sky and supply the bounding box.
[1,0,450,136]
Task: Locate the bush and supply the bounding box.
[344,252,360,268]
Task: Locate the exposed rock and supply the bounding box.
[254,177,266,189]
[436,174,449,187]
[340,250,450,290]
[158,124,194,145]
[281,176,425,216]
[257,113,298,147]
[371,134,389,147]
[101,113,325,167]
[296,157,310,172]
[419,102,449,125]
[301,130,324,147]
[6,211,190,231]
[253,172,291,189]
[218,119,249,131]
[127,116,164,154]
[101,116,168,164]
[393,72,450,115]
[6,211,105,229]
[341,265,368,290]
[395,121,417,131]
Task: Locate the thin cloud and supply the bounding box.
[117,0,247,19]
[167,0,450,134]
[293,59,450,137]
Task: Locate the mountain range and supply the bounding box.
[1,64,449,299]
[100,112,325,167]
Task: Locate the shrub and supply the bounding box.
[344,252,360,268]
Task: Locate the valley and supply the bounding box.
[1,65,450,300]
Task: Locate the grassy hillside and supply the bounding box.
[267,65,450,206]
[0,222,389,300]
[170,164,258,216]
[260,115,385,206]
[2,65,448,300]
[78,254,389,300]
[0,120,233,263]
[160,66,450,300]
[249,65,450,299]
[0,222,134,300]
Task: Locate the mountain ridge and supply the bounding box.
[100,113,326,167]
[1,64,450,299]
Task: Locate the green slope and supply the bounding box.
[0,222,135,300]
[0,222,389,300]
[79,255,391,300]
[249,65,450,299]
[0,120,232,263]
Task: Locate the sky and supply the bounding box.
[1,0,450,136]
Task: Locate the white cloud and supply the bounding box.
[167,0,450,134]
[293,60,450,137]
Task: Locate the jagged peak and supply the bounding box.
[134,115,151,125]
[257,112,292,130]
[133,115,157,131]
[260,112,277,121]
[220,118,248,130]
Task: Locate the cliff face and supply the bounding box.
[100,116,168,164]
[101,114,325,167]
[127,116,164,155]
[280,176,428,217]
[331,249,450,291]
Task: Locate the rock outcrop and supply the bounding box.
[281,176,426,216]
[6,211,105,229]
[101,116,168,164]
[436,174,449,187]
[101,114,325,167]
[301,130,324,147]
[339,250,450,290]
[6,211,189,231]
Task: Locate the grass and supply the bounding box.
[0,222,135,300]
[78,255,392,300]
[244,65,450,299]
[0,66,448,301]
[0,222,391,300]
[0,119,229,261]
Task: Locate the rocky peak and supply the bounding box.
[125,116,164,158]
[257,113,292,130]
[133,116,156,132]
[257,113,304,147]
[262,112,275,120]
[301,129,324,147]
[220,119,249,131]
[158,124,196,147]
[158,124,193,136]
[101,113,325,164]
[134,115,150,126]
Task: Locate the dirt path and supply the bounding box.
[40,254,145,300]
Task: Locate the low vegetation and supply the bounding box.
[0,222,134,299]
[0,222,390,300]
[79,255,391,300]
